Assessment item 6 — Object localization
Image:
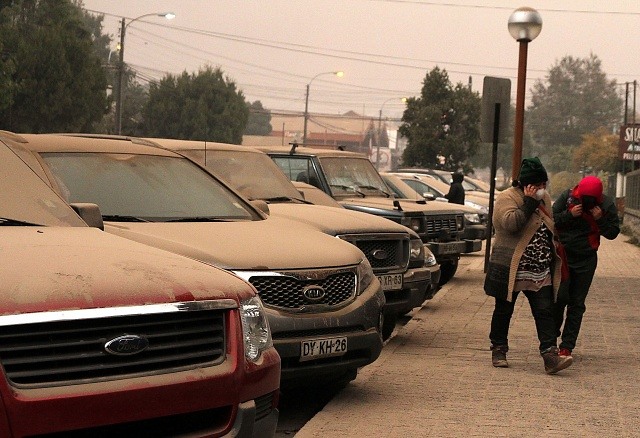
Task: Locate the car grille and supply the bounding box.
[426,215,460,237]
[0,303,228,387]
[247,271,356,310]
[341,234,409,272]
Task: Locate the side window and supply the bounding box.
[272,157,321,188]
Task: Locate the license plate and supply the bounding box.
[377,274,403,291]
[300,337,347,362]
[439,242,462,255]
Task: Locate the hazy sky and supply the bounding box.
[81,1,639,120]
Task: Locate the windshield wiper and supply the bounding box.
[355,185,392,197]
[261,196,311,204]
[165,216,235,222]
[102,215,150,222]
[0,217,42,226]
[330,184,365,197]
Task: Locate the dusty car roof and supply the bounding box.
[17,133,177,157]
[144,138,262,154]
[253,144,368,159]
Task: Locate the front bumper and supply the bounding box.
[381,265,431,315]
[225,396,279,438]
[266,278,385,385]
[461,224,488,241]
[426,238,482,258]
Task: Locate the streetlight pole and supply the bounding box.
[508,6,542,181]
[115,12,175,135]
[302,71,343,145]
[376,97,407,170]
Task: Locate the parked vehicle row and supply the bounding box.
[255,144,483,285]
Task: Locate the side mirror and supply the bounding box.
[422,193,436,201]
[249,200,270,216]
[70,203,104,230]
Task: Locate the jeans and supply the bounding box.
[490,285,557,352]
[554,253,598,351]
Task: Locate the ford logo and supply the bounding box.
[104,334,149,356]
[371,249,388,261]
[302,286,326,303]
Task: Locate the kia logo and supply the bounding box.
[104,334,149,356]
[371,249,388,260]
[302,285,326,303]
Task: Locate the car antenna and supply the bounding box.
[289,141,298,155]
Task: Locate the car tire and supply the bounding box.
[438,259,459,286]
[381,312,397,340]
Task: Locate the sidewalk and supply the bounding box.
[296,235,640,437]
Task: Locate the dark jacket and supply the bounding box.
[552,189,620,261]
[445,173,465,205]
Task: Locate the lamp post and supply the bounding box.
[302,71,343,145]
[115,12,175,135]
[376,97,407,170]
[508,6,542,181]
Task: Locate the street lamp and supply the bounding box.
[302,71,343,145]
[115,12,175,135]
[508,6,542,181]
[376,97,407,169]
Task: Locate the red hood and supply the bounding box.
[574,176,603,203]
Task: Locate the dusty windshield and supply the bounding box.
[320,157,391,198]
[41,153,256,222]
[183,150,304,202]
[0,141,86,227]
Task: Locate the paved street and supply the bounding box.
[296,234,640,437]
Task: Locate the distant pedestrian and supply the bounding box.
[445,172,465,205]
[552,176,620,360]
[484,157,572,374]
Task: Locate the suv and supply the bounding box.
[0,134,279,436]
[257,145,482,285]
[145,138,439,339]
[14,133,385,387]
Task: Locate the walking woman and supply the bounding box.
[484,157,572,374]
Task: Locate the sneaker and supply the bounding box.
[491,345,508,368]
[542,347,573,374]
[558,348,573,359]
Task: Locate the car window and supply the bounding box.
[184,150,304,201]
[319,157,388,195]
[41,153,255,221]
[403,179,443,197]
[0,141,86,227]
[271,156,322,189]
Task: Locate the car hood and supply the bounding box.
[267,203,411,236]
[104,216,364,271]
[0,227,254,316]
[338,196,465,215]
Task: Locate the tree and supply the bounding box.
[399,67,481,172]
[527,54,623,171]
[244,101,272,135]
[573,127,618,174]
[0,0,108,132]
[143,66,248,143]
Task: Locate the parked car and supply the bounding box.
[255,144,482,286]
[0,132,280,436]
[13,132,385,387]
[382,172,488,241]
[145,138,438,338]
[396,167,494,198]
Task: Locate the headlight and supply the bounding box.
[464,212,481,224]
[240,296,272,362]
[356,257,375,295]
[410,237,425,262]
[424,246,438,267]
[401,216,423,233]
[465,201,488,215]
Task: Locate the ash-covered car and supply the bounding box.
[256,144,482,285]
[13,132,385,387]
[144,138,439,339]
[0,132,279,437]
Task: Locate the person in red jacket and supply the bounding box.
[552,176,620,360]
